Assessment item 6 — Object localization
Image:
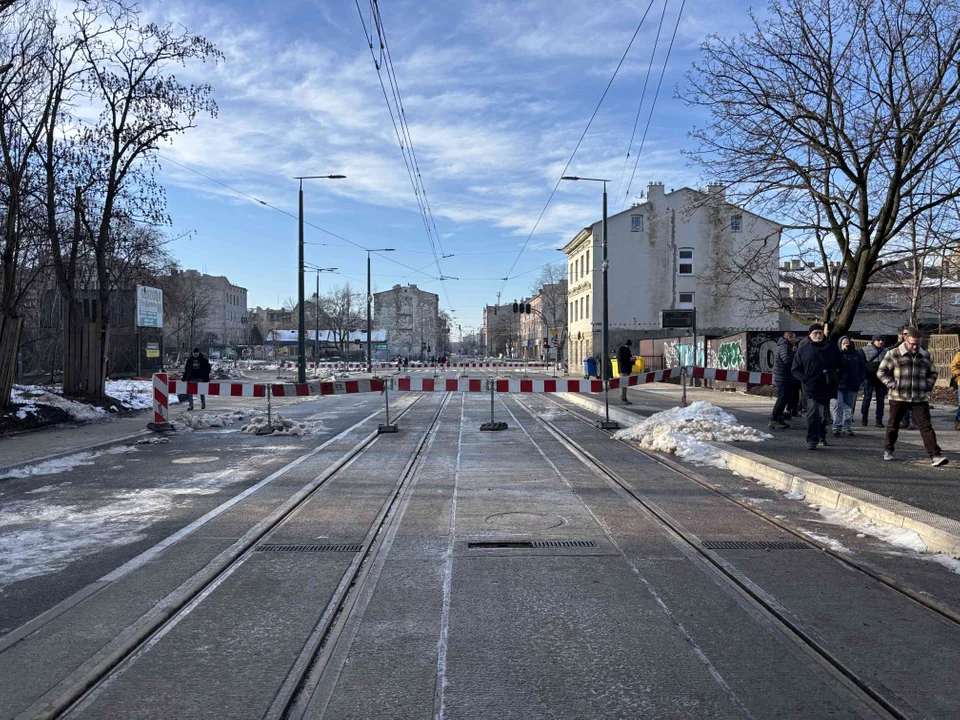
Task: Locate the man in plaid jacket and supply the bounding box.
[876,327,948,466]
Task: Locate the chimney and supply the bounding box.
[706,183,725,200]
[647,181,664,201]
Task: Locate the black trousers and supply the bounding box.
[805,398,831,446]
[860,381,887,421]
[771,382,790,421]
[885,401,941,456]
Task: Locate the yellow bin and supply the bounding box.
[611,357,645,375]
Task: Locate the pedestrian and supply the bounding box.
[895,325,919,431]
[877,327,947,466]
[791,324,841,450]
[860,335,888,427]
[769,331,797,429]
[832,336,866,436]
[951,348,960,430]
[616,339,635,404]
[182,347,211,411]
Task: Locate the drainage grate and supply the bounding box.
[532,540,597,548]
[468,540,597,549]
[255,544,363,553]
[702,540,811,550]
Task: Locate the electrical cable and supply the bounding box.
[496,0,658,301]
[622,0,687,207]
[614,0,670,209]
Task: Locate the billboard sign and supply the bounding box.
[136,285,163,328]
[660,309,695,329]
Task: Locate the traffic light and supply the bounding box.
[525,303,531,314]
[512,302,519,313]
[543,338,549,348]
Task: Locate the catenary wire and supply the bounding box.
[496,0,658,301]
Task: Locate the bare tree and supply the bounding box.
[681,0,960,337]
[530,261,568,359]
[319,284,362,357]
[160,268,215,362]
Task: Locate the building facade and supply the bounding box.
[374,284,440,359]
[561,182,781,369]
[482,303,514,357]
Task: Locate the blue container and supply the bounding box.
[583,357,598,378]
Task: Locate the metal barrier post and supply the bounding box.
[379,379,398,434]
[256,384,275,435]
[681,366,688,407]
[480,378,508,431]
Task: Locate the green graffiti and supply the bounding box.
[716,341,744,369]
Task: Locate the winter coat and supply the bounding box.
[862,343,887,385]
[877,342,937,403]
[616,344,634,375]
[772,337,796,386]
[791,338,841,403]
[183,353,211,383]
[951,351,960,379]
[836,339,866,391]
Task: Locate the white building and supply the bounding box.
[561,182,781,369]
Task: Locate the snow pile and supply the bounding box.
[311,369,337,381]
[239,413,327,436]
[136,436,170,445]
[172,408,259,431]
[11,385,106,422]
[612,401,770,467]
[210,362,248,380]
[0,445,137,480]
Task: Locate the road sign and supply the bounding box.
[661,309,695,328]
[136,286,163,328]
[145,342,160,358]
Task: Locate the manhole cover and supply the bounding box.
[171,456,219,464]
[485,512,566,530]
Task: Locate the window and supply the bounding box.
[886,293,897,306]
[580,255,584,278]
[570,301,575,321]
[585,249,590,274]
[731,214,742,232]
[678,247,694,276]
[570,263,575,281]
[953,294,960,306]
[631,214,643,232]
[586,294,590,318]
[678,292,695,308]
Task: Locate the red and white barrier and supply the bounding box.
[686,366,773,386]
[278,361,396,371]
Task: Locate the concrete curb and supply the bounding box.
[561,392,960,557]
[0,429,152,479]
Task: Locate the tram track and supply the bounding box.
[507,392,960,720]
[15,393,436,720]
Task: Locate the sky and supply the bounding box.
[138,0,759,335]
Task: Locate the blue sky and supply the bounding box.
[146,0,756,334]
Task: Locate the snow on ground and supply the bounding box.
[210,362,248,380]
[11,385,106,422]
[239,413,328,436]
[612,401,771,467]
[0,460,266,586]
[104,379,155,411]
[0,445,137,480]
[928,554,960,574]
[172,408,261,432]
[815,506,929,553]
[799,530,852,554]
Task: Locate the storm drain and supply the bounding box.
[702,540,811,550]
[468,540,597,549]
[255,544,363,553]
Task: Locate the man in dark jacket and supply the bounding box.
[791,324,841,449]
[832,336,866,436]
[616,339,634,404]
[860,335,887,427]
[769,332,796,429]
[182,348,211,411]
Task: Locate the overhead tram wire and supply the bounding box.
[355,0,455,312]
[496,0,659,301]
[154,152,439,281]
[621,0,687,210]
[613,0,670,207]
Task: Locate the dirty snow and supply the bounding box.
[210,362,248,380]
[0,461,266,586]
[104,379,155,411]
[172,408,260,431]
[0,445,137,480]
[11,385,106,422]
[816,506,928,553]
[799,530,852,554]
[927,554,960,574]
[612,401,770,467]
[239,413,328,436]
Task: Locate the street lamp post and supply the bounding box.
[561,176,618,429]
[366,248,394,373]
[296,174,345,383]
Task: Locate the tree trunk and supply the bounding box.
[0,313,23,408]
[62,300,103,399]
